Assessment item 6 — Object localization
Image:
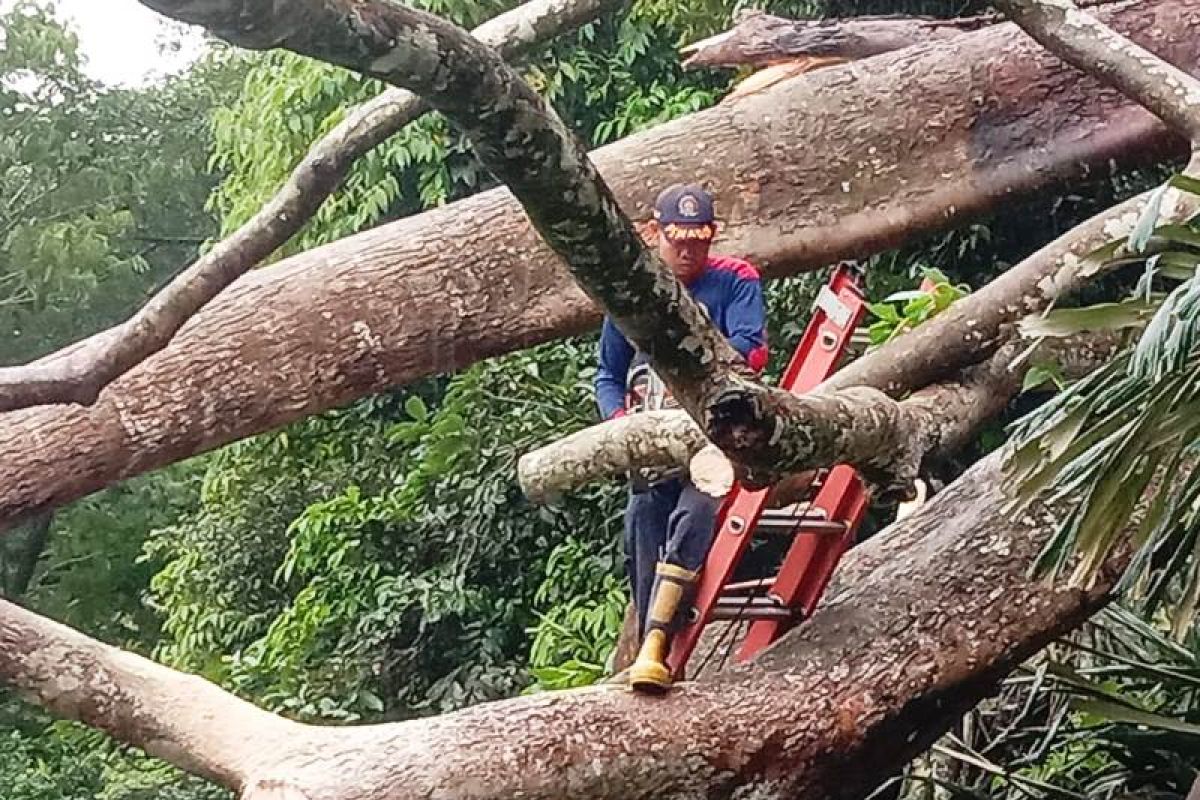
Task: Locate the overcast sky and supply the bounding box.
[2,0,206,86]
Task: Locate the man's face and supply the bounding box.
[652,222,713,283]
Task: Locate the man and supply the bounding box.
[595,183,767,691]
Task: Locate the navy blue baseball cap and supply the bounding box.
[653,184,716,241]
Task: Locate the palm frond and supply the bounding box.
[1001,171,1200,633]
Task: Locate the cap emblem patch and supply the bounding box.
[677,194,700,218]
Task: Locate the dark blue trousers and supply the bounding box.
[623,478,721,635]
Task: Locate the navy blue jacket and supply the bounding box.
[595,255,768,419]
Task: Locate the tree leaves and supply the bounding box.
[1017,298,1158,339]
[1004,167,1200,633]
[0,2,246,365]
[866,267,969,346]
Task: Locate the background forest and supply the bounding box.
[0,0,1195,798]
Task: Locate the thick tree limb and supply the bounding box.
[0,0,620,414]
[2,0,1198,528]
[0,598,299,791]
[679,0,1119,71]
[0,446,1122,800]
[518,334,1114,501]
[518,410,710,502]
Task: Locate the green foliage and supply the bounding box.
[866,267,970,347]
[526,537,627,691]
[897,605,1199,800]
[93,752,232,800]
[0,1,247,364]
[1017,297,1159,340]
[1005,171,1200,635]
[0,721,106,800]
[145,339,625,720]
[27,465,200,646]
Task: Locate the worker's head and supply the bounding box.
[647,184,716,284]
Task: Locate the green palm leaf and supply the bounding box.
[1002,169,1200,633]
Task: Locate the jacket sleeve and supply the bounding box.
[595,318,634,419]
[725,273,769,372]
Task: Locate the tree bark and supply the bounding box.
[2,0,1199,528]
[0,596,297,792]
[678,0,1119,71]
[996,0,1200,145]
[0,448,1122,800]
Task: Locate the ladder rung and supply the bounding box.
[754,516,847,537]
[721,577,775,594]
[797,520,849,536]
[713,596,787,611]
[711,605,796,621]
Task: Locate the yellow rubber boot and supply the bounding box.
[629,563,697,693]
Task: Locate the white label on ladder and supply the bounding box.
[815,286,851,330]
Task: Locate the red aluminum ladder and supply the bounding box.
[666,263,870,678]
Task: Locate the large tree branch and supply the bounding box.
[678,0,1119,71]
[0,0,620,414]
[2,0,1198,529]
[518,333,1115,501]
[996,0,1200,145]
[0,599,301,791]
[0,446,1124,800]
[680,10,992,71]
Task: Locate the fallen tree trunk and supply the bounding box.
[0,448,1120,800]
[3,0,1199,528]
